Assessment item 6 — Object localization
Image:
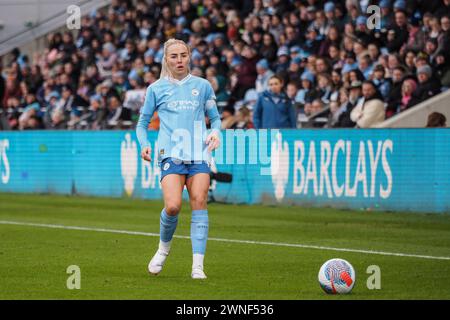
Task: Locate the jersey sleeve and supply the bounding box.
[140,85,158,116]
[136,85,157,149]
[204,81,221,134]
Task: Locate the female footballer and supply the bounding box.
[136,39,221,279]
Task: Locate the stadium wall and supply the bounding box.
[0,129,449,214]
[376,90,450,128]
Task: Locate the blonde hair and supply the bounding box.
[159,39,191,79]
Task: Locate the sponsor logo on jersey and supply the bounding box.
[167,100,200,110]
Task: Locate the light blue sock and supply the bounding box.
[160,208,178,243]
[191,210,209,254]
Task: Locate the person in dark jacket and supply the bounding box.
[253,75,297,129]
[415,65,442,102]
[386,78,421,118]
[334,81,361,128]
[386,66,406,117]
[231,45,259,101]
[386,10,409,53]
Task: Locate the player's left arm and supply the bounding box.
[204,82,221,151]
[136,85,157,161]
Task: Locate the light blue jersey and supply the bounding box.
[136,74,221,162]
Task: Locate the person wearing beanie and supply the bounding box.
[393,0,406,12]
[379,0,393,30]
[255,59,274,93]
[404,12,428,53]
[416,64,442,102]
[295,71,317,106]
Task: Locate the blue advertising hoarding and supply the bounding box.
[0,129,449,213]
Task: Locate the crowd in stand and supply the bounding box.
[0,0,449,131]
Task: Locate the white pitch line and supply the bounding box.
[1,220,450,261]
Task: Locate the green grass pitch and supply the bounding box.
[0,193,449,300]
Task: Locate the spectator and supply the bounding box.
[105,95,131,129]
[424,38,440,63]
[295,71,316,106]
[1,0,448,132]
[274,46,290,75]
[372,64,391,100]
[404,50,417,75]
[3,96,22,130]
[286,57,303,85]
[253,75,296,129]
[433,51,450,87]
[260,33,278,64]
[85,94,106,130]
[231,45,258,101]
[310,99,324,115]
[234,106,254,129]
[255,59,274,94]
[350,81,385,128]
[286,82,299,102]
[220,106,236,129]
[416,65,442,102]
[387,79,421,118]
[358,54,373,80]
[97,42,118,78]
[302,98,328,128]
[18,93,41,130]
[2,74,22,109]
[334,81,362,128]
[354,16,373,47]
[319,25,341,57]
[342,51,358,75]
[333,87,357,128]
[330,69,343,92]
[386,10,409,53]
[379,0,394,29]
[316,73,333,104]
[386,66,406,117]
[426,112,447,127]
[43,91,62,129]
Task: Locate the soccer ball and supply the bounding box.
[318,258,356,294]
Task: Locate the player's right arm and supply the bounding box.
[136,85,157,161]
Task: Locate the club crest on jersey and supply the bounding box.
[191,89,199,96]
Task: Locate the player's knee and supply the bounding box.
[165,204,181,216]
[190,193,207,209]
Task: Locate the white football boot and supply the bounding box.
[148,245,170,275]
[191,254,207,279]
[191,267,207,279]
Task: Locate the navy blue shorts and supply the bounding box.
[160,158,211,182]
